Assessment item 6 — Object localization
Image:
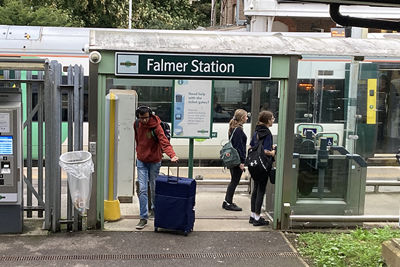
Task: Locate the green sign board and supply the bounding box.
[115,52,271,79]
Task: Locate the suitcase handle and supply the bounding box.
[167,165,180,178]
[167,176,179,184]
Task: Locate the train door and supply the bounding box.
[375,64,400,154]
[354,62,379,159]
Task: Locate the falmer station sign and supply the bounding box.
[115,52,271,79]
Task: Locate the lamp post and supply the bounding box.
[128,0,132,29]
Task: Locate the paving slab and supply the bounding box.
[0,231,307,267]
[107,189,271,232]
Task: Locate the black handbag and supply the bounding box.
[269,167,276,184]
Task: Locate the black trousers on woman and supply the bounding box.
[224,165,242,204]
[251,178,268,215]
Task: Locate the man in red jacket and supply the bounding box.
[134,106,179,230]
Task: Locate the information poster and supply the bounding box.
[172,80,213,138]
[0,113,10,132]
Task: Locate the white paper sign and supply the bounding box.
[0,113,10,133]
[172,80,212,138]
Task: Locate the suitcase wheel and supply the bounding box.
[184,231,188,236]
[154,227,158,232]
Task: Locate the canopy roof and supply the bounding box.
[90,29,400,58]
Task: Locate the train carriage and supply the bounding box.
[1,25,400,164]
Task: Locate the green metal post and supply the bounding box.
[96,75,106,229]
[274,56,299,230]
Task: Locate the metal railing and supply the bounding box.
[0,59,85,232]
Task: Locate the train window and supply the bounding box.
[108,78,255,124]
[259,80,280,122]
[107,78,173,122]
[296,78,345,123]
[213,80,252,123]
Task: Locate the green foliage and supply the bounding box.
[0,0,80,26]
[50,0,128,28]
[1,0,211,29]
[296,226,400,267]
[129,0,204,30]
[192,0,213,27]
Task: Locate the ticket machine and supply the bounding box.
[0,88,23,233]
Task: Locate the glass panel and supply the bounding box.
[213,80,252,123]
[297,158,348,199]
[108,78,173,122]
[294,56,352,203]
[107,78,256,124]
[259,80,280,122]
[296,58,347,124]
[293,56,400,207]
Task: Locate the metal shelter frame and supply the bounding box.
[88,29,400,230]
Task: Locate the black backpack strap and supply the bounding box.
[151,127,158,142]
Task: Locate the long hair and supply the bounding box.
[257,110,273,126]
[229,109,247,134]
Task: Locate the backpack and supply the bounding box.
[245,134,272,182]
[135,120,171,142]
[220,128,241,169]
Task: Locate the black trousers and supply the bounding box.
[224,165,242,204]
[251,178,268,214]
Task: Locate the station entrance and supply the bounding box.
[87,30,400,230]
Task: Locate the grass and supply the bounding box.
[295,226,400,267]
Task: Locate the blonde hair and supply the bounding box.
[229,109,247,134]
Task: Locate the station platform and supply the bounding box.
[21,165,400,234]
[105,188,268,232]
[4,165,400,266]
[10,168,309,266]
[24,165,400,233]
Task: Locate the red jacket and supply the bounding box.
[134,115,176,163]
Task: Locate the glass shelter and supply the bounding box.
[87,30,400,229]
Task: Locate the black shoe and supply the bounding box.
[136,219,148,229]
[249,217,254,224]
[222,201,242,211]
[253,217,269,226]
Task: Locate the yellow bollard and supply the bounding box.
[104,93,121,221]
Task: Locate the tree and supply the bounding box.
[43,0,128,28]
[1,0,212,30]
[129,0,200,30]
[50,0,205,29]
[0,0,80,26]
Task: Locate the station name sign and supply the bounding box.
[115,52,271,79]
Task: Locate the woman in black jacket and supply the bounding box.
[222,109,248,211]
[249,110,276,226]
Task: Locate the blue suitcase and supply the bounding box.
[154,172,196,235]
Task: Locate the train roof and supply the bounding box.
[90,29,400,57]
[2,25,400,58]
